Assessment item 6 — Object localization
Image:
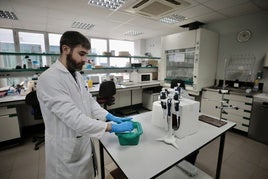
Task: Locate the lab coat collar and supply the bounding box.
[54,60,69,73]
[54,60,80,77]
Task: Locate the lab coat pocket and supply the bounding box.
[57,137,83,163]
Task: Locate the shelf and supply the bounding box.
[0,52,161,60]
[0,67,158,78]
[0,52,159,78]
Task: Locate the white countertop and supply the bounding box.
[254,92,268,101]
[99,112,236,179]
[0,81,161,104]
[89,80,161,94]
[0,95,26,104]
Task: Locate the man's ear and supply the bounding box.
[62,45,69,53]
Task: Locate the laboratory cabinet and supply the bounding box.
[107,90,131,110]
[142,91,159,110]
[200,90,222,118]
[162,28,219,95]
[131,88,143,105]
[0,105,21,142]
[222,94,253,132]
[107,88,143,110]
[201,89,253,132]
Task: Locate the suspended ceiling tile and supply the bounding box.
[0,19,23,29]
[193,12,227,23]
[219,2,260,17]
[10,0,48,8]
[107,11,135,23]
[251,0,268,9]
[204,0,250,10]
[180,4,214,18]
[194,0,211,3]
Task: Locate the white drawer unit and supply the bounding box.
[132,88,143,105]
[0,106,21,142]
[142,92,159,110]
[222,94,253,132]
[201,90,222,118]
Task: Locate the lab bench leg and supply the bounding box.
[216,133,226,179]
[99,142,105,179]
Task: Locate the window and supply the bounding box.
[109,40,134,80]
[91,38,108,67]
[48,33,61,53]
[0,28,16,87]
[0,28,16,68]
[18,31,46,67]
[48,33,62,64]
[109,39,134,67]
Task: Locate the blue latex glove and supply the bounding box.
[106,113,132,124]
[110,121,134,133]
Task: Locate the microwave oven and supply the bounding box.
[139,73,152,83]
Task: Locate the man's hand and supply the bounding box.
[106,113,132,123]
[110,121,134,133]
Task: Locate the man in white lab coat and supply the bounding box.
[37,31,133,179]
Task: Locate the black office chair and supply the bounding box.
[97,80,116,110]
[170,79,185,89]
[25,90,45,150]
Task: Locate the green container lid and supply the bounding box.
[115,121,143,146]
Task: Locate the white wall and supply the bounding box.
[206,11,268,92]
[145,11,268,92]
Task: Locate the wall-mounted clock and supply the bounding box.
[237,30,252,42]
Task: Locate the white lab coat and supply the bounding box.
[37,60,108,179]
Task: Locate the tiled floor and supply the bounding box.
[1,115,267,179]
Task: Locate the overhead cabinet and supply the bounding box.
[162,28,219,95]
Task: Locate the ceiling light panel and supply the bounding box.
[160,14,187,24]
[124,30,143,36]
[0,10,18,20]
[71,21,95,30]
[88,0,127,10]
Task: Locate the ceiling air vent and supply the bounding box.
[0,10,18,20]
[122,0,190,19]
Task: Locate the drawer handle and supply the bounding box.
[243,110,251,113]
[242,124,249,127]
[243,117,250,120]
[9,114,17,117]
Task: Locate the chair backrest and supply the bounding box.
[99,80,116,98]
[170,79,185,89]
[25,91,42,120]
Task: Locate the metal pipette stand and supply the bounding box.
[156,89,180,149]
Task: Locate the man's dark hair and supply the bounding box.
[60,31,91,53]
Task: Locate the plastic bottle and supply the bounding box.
[130,70,139,83]
[87,76,93,88]
[253,77,260,92]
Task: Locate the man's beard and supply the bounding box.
[66,52,85,72]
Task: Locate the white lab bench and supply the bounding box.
[0,81,161,143]
[89,81,161,109]
[0,95,25,142]
[99,112,236,179]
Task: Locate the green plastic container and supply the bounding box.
[115,121,143,146]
